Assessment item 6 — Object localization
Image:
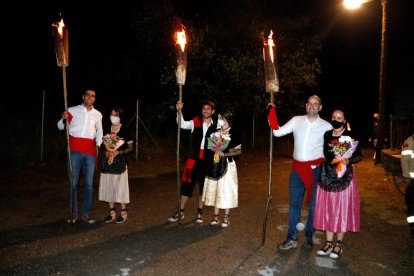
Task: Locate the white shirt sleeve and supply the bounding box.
[95,114,103,146]
[273,117,295,137]
[57,119,65,130]
[177,113,194,132]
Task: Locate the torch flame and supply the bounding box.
[176,28,186,52]
[267,30,275,63]
[52,19,65,39]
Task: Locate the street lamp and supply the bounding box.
[344,0,388,164]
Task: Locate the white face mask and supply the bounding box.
[217,119,225,127]
[110,115,120,125]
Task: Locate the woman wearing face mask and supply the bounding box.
[99,107,134,224]
[313,108,362,258]
[202,110,241,228]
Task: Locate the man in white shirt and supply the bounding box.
[57,89,103,224]
[270,95,332,250]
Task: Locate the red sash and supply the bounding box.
[182,158,196,183]
[292,158,325,202]
[69,136,96,155]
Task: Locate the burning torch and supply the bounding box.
[52,18,73,223]
[175,26,187,224]
[262,30,280,244]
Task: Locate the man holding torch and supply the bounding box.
[268,95,332,249]
[168,100,217,223]
[57,89,103,224]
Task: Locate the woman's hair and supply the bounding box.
[113,107,124,120]
[332,107,347,120]
[333,107,352,130]
[221,110,234,125]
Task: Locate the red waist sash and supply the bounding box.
[69,136,96,155]
[292,157,325,202]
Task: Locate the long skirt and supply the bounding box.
[202,160,238,209]
[99,169,130,204]
[313,174,360,233]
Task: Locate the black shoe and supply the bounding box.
[210,214,220,226]
[168,210,184,222]
[116,209,127,224]
[105,208,116,223]
[317,241,334,256]
[221,214,230,228]
[304,233,314,248]
[329,240,343,259]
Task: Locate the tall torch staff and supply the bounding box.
[262,30,280,245]
[52,19,74,223]
[175,27,187,225]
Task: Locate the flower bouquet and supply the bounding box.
[207,130,231,163]
[102,133,125,164]
[330,135,359,178]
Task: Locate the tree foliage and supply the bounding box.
[131,0,321,130]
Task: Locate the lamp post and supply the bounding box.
[344,0,388,164]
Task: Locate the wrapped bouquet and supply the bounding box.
[102,133,125,164]
[330,135,359,178]
[207,130,231,163]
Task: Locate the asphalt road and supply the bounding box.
[1,148,413,275]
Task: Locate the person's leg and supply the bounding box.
[180,195,189,210]
[305,167,320,235]
[69,151,82,215]
[195,160,205,222]
[211,207,220,225]
[222,208,230,228]
[304,167,321,247]
[116,202,128,224]
[168,180,193,222]
[327,231,334,241]
[329,232,345,258]
[279,169,304,250]
[82,153,96,217]
[317,230,334,256]
[287,169,305,239]
[105,202,116,223]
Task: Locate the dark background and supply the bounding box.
[5,0,414,166]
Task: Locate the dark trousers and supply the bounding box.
[181,159,206,197]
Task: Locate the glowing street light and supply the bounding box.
[344,0,388,164]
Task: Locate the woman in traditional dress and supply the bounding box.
[202,110,241,228]
[314,108,362,258]
[99,107,133,224]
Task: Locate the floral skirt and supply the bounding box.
[99,169,130,204]
[202,160,238,209]
[313,173,360,233]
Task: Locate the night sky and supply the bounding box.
[11,1,414,141]
[315,0,414,123]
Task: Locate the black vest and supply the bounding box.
[188,116,216,160]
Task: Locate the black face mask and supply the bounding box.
[331,120,345,129]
